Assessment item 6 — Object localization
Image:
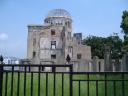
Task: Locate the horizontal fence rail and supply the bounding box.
[0,64,128,96]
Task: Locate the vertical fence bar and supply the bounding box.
[17,71,20,96]
[78,81,81,96]
[24,66,27,96]
[0,64,3,96]
[122,73,125,96]
[4,72,8,96]
[105,73,107,96]
[96,80,98,96]
[62,73,64,96]
[11,65,14,96]
[38,66,41,96]
[87,73,89,96]
[69,64,73,96]
[31,72,33,96]
[53,72,56,96]
[46,73,48,96]
[113,81,116,96]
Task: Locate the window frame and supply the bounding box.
[51,54,56,59]
[77,54,82,59]
[51,29,56,35]
[51,41,56,49]
[33,51,36,58]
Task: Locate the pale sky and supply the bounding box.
[0,0,128,58]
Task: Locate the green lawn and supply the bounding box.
[2,73,128,96]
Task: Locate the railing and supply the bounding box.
[0,64,128,96]
[72,72,128,96]
[0,64,73,96]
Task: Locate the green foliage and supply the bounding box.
[123,35,128,52]
[120,10,128,35]
[82,34,123,59]
[120,10,128,52]
[106,35,123,59]
[82,36,104,59]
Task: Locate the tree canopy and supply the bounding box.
[120,10,128,35]
[120,10,128,52]
[82,34,123,59]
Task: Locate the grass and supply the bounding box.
[2,72,128,96]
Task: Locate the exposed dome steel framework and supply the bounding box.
[46,9,71,19]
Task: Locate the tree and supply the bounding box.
[82,36,104,59]
[105,35,123,59]
[82,34,123,59]
[120,10,128,35]
[120,10,128,52]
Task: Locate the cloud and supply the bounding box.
[0,33,8,40]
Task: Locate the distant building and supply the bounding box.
[3,57,20,70]
[3,57,20,64]
[26,9,92,71]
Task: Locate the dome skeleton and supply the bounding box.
[46,9,71,19]
[44,9,72,26]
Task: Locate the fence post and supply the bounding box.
[0,55,3,96]
[70,64,73,96]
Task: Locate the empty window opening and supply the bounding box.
[77,54,81,59]
[51,54,56,59]
[51,29,55,35]
[51,41,56,49]
[33,51,36,58]
[68,46,72,53]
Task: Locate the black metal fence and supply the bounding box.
[72,72,128,96]
[0,64,128,96]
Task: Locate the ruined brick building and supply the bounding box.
[27,9,92,71]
